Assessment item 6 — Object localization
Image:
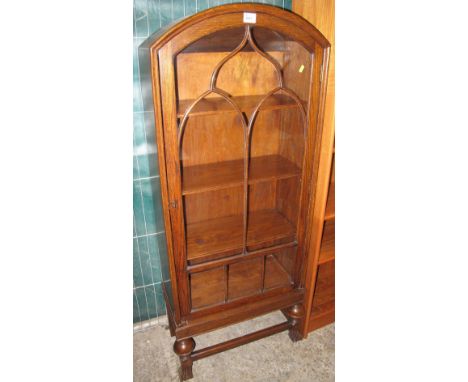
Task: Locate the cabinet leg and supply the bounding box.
[286,304,305,342]
[173,338,196,381]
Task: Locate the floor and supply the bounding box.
[134,311,335,382]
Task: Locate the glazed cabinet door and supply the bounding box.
[156,10,328,319]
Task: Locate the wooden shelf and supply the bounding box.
[308,260,334,333]
[182,155,301,195]
[318,220,334,265]
[324,181,334,221]
[177,94,302,118]
[186,209,296,264]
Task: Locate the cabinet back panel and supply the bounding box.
[181,113,244,167]
[282,41,313,102]
[278,108,306,168]
[184,186,243,225]
[248,182,277,212]
[250,110,281,158]
[181,110,282,167]
[176,52,285,100]
[276,176,301,226]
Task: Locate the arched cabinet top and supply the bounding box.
[140,4,330,55]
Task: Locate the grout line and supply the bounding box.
[133,231,165,239]
[145,0,149,37]
[133,174,160,181]
[134,281,162,291]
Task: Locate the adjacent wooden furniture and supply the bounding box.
[293,0,335,335]
[139,4,330,380]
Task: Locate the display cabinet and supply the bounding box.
[139,4,330,380]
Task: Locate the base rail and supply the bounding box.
[191,320,292,362]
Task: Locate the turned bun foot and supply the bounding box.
[286,304,305,342]
[174,338,196,381]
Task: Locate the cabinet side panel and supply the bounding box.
[138,43,181,319]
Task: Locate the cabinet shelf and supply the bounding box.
[186,209,296,265]
[324,181,335,221]
[182,155,301,195]
[318,220,334,265]
[177,94,303,118]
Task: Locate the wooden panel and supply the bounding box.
[228,257,263,300]
[318,220,335,264]
[186,209,296,264]
[190,267,226,309]
[264,254,292,290]
[176,51,285,100]
[177,94,302,118]
[248,182,276,212]
[308,260,334,332]
[278,108,305,169]
[182,154,300,195]
[181,112,244,167]
[180,26,292,53]
[175,289,304,339]
[282,40,313,101]
[250,109,281,158]
[324,181,335,221]
[276,176,301,225]
[183,186,243,224]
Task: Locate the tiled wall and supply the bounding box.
[133,0,293,326]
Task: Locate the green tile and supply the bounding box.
[147,0,161,34]
[283,0,292,10]
[197,0,209,12]
[135,153,159,179]
[133,238,145,287]
[160,0,173,27]
[142,111,156,150]
[147,234,162,283]
[133,181,146,236]
[135,287,150,321]
[145,285,159,319]
[133,155,140,179]
[173,0,185,20]
[133,41,139,82]
[133,290,142,323]
[140,178,164,234]
[185,0,197,16]
[137,236,155,285]
[133,81,143,113]
[133,112,146,154]
[134,0,149,38]
[154,282,166,315]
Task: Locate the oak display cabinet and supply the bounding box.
[139,4,330,380]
